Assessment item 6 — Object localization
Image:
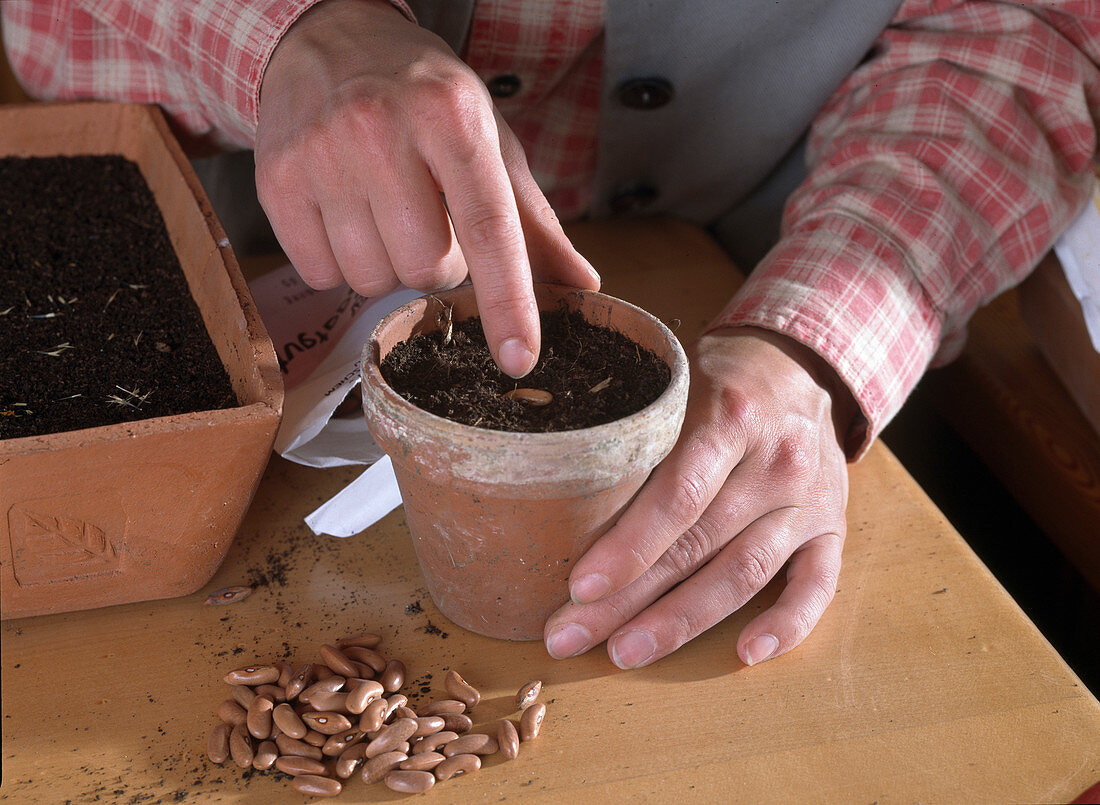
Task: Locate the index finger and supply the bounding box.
[430,122,540,378]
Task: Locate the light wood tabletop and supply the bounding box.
[2,219,1098,803]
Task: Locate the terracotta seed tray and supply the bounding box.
[0,102,283,618]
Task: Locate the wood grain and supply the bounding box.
[2,219,1097,803]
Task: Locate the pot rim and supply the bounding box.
[360,284,689,454]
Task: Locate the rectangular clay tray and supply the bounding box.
[0,102,283,618]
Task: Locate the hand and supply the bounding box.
[544,327,853,668]
[254,0,600,377]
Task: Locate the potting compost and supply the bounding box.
[381,308,671,432]
[0,154,236,440]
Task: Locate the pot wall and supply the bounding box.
[362,284,688,640]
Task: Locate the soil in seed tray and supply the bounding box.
[0,155,236,440]
[381,308,671,432]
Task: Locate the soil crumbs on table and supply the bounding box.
[0,155,236,440]
[381,307,671,431]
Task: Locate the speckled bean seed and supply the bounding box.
[442,733,497,757]
[309,691,349,713]
[382,694,408,723]
[302,711,352,735]
[444,670,481,709]
[503,387,553,406]
[342,646,387,674]
[434,753,480,781]
[273,703,308,739]
[246,695,274,740]
[275,733,323,761]
[230,685,256,710]
[290,775,342,797]
[229,722,253,768]
[217,699,247,727]
[207,722,231,764]
[337,633,383,650]
[224,665,280,686]
[418,699,465,716]
[275,660,294,689]
[519,702,546,741]
[365,717,418,758]
[359,697,387,733]
[379,659,406,693]
[322,729,365,757]
[410,731,458,755]
[411,716,446,739]
[515,680,542,710]
[300,676,346,704]
[275,755,328,776]
[285,663,314,700]
[319,644,358,678]
[346,680,385,714]
[498,719,520,760]
[335,743,367,779]
[361,751,407,784]
[399,751,445,771]
[254,684,286,702]
[253,740,278,771]
[440,713,473,734]
[385,769,435,794]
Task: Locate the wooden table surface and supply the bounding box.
[2,219,1098,803]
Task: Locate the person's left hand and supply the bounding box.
[543,326,853,668]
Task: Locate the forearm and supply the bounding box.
[710,0,1099,457]
[1,0,413,151]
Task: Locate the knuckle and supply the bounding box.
[663,526,719,578]
[729,547,774,593]
[769,433,814,480]
[666,466,712,526]
[255,152,301,206]
[347,274,397,298]
[395,262,451,291]
[460,208,523,257]
[714,385,759,436]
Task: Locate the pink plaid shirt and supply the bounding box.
[4,0,1098,456]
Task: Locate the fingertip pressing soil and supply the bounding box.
[0,154,236,441]
[380,308,671,432]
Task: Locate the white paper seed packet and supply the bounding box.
[1053,178,1100,353]
[247,265,419,537]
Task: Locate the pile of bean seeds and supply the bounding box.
[206,633,546,796]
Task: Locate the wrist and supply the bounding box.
[709,326,862,456]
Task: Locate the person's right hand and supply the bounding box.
[255,0,600,377]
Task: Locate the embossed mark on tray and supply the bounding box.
[8,495,124,586]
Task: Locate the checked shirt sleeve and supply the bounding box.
[1,0,414,151]
[709,1,1100,458]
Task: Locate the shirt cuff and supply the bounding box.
[707,219,946,459]
[211,0,417,145]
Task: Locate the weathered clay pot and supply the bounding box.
[361,284,689,640]
[0,102,284,618]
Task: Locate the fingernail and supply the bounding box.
[570,573,611,605]
[545,623,592,659]
[610,630,656,669]
[499,337,536,378]
[585,263,602,287]
[743,634,779,666]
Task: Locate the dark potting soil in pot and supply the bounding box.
[381,308,672,432]
[0,155,236,440]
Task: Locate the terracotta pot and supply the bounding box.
[0,103,284,618]
[361,284,689,640]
